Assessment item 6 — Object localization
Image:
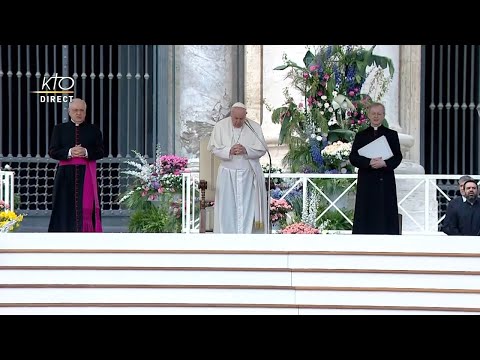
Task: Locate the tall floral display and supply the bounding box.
[265,45,395,233]
[118,145,190,233]
[270,45,394,173]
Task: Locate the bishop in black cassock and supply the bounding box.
[48,98,104,232]
[349,103,403,235]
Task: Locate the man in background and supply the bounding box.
[443,179,480,236]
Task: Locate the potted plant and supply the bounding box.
[118,144,189,233]
[270,198,293,231]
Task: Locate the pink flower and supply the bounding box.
[270,198,293,223]
[0,200,9,210]
[307,96,315,107]
[279,222,319,234]
[309,65,319,72]
[348,90,355,97]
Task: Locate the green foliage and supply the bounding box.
[282,138,317,173]
[312,178,356,198]
[13,193,21,211]
[316,209,354,231]
[282,192,304,224]
[120,188,154,211]
[269,45,394,173]
[128,203,181,233]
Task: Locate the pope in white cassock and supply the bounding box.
[207,102,268,234]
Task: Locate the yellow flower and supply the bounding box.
[0,210,24,232]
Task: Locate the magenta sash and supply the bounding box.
[59,157,103,232]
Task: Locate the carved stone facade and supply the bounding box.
[174,45,236,170]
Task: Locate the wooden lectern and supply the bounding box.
[199,137,221,233]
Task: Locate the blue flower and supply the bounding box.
[309,138,324,168]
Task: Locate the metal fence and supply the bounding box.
[182,173,480,234]
[0,45,173,216]
[422,45,480,175]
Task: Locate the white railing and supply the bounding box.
[0,171,15,211]
[181,172,200,233]
[182,173,480,234]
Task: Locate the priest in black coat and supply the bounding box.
[349,102,403,235]
[48,98,104,232]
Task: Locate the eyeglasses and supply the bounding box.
[70,109,85,112]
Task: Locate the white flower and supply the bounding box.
[320,111,324,115]
[316,136,322,141]
[324,102,330,108]
[310,134,316,139]
[321,95,327,100]
[328,107,334,112]
[332,94,355,110]
[327,118,337,126]
[4,165,12,170]
[332,90,338,97]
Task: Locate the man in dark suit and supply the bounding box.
[349,102,403,235]
[443,179,480,236]
[449,175,473,205]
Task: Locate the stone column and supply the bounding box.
[245,45,262,125]
[363,45,417,164]
[259,45,310,168]
[399,45,423,163]
[175,45,237,171]
[363,45,401,130]
[395,45,437,233]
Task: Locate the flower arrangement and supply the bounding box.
[0,210,24,232]
[268,45,394,173]
[270,198,292,225]
[118,145,190,233]
[158,155,188,176]
[321,141,354,173]
[278,222,320,234]
[119,145,189,205]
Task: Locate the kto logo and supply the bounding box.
[31,73,75,103]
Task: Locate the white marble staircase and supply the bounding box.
[1,233,480,314]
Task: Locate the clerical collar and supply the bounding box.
[70,119,83,127]
[372,126,380,130]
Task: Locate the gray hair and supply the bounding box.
[69,98,87,110]
[459,175,473,184]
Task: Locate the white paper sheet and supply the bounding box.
[358,135,394,160]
